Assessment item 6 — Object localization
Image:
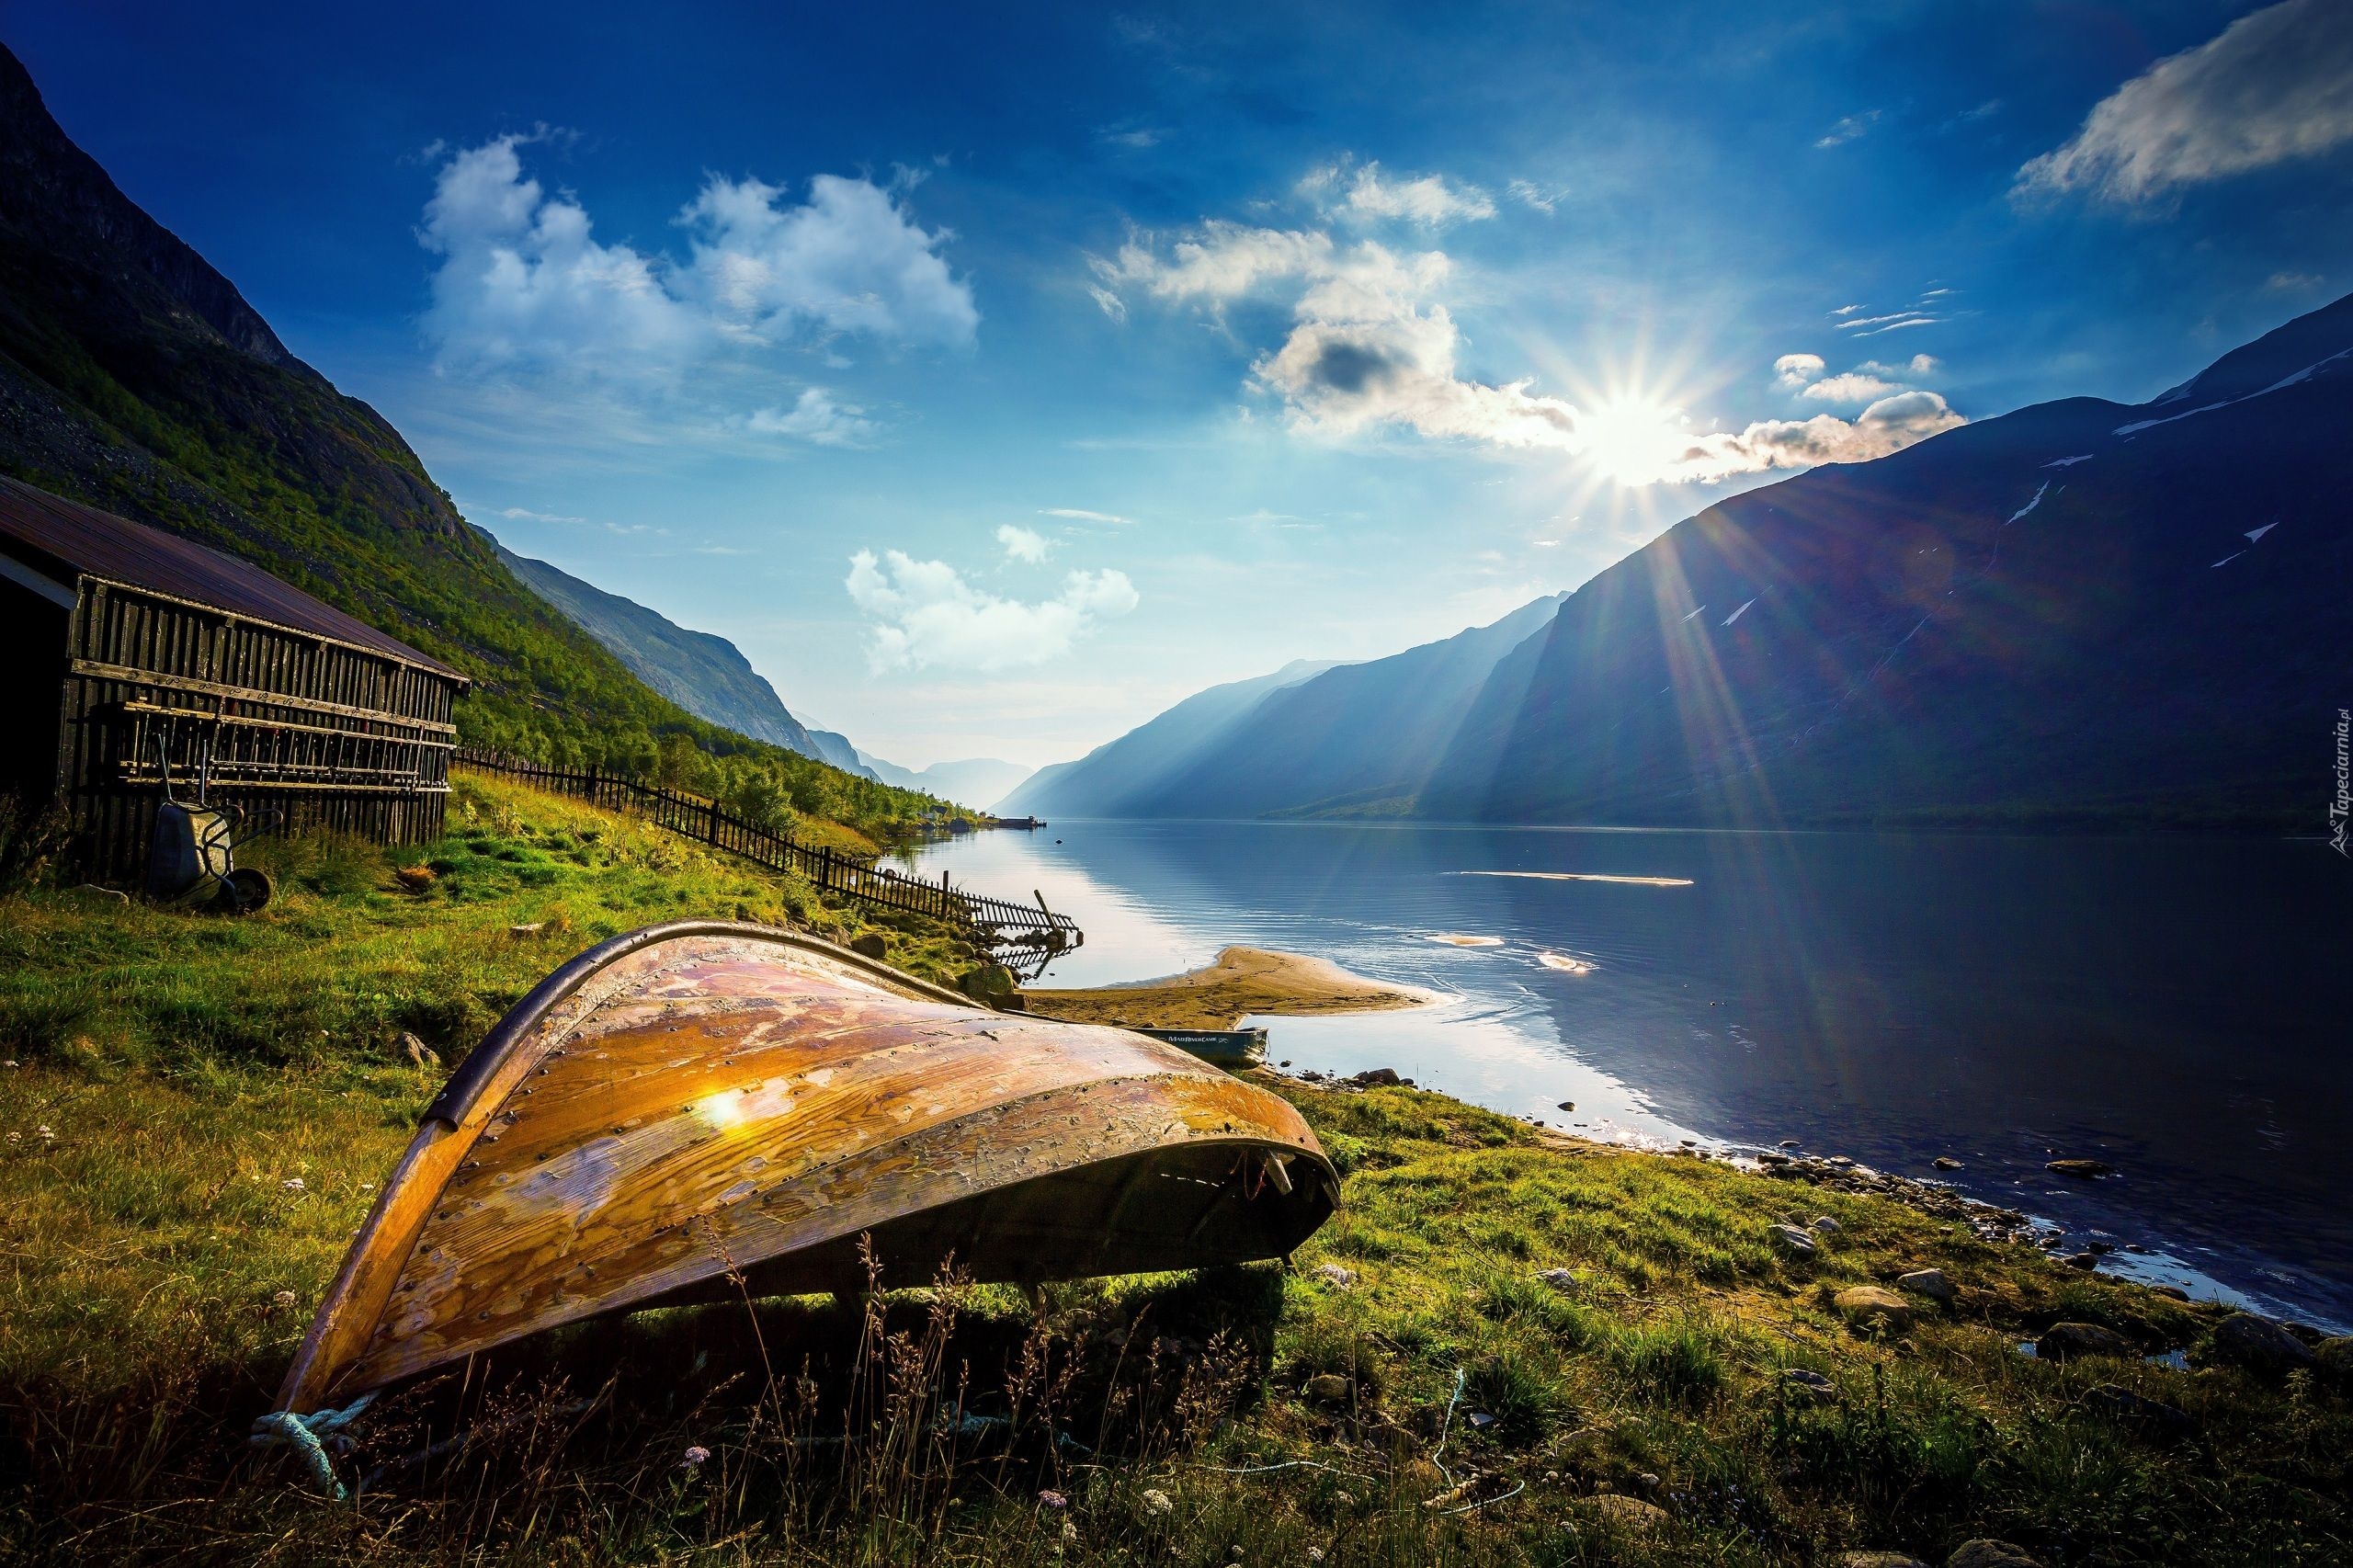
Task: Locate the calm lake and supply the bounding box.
[892,821,2351,1328]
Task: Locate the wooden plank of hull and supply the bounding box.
[276,922,1336,1412]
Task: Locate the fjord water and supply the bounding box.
[894,822,2353,1327]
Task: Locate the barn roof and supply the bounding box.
[0,475,465,681]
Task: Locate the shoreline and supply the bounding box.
[1023,943,2345,1333]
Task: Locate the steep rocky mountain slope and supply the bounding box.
[1418,296,2353,829]
[0,43,917,826]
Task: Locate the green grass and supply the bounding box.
[0,777,2347,1564]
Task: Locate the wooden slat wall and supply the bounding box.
[61,581,466,881]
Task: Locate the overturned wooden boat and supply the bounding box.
[276,922,1336,1413]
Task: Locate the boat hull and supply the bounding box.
[276,922,1336,1412]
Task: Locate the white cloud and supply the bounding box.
[1307,160,1496,226]
[744,387,877,447]
[1086,284,1128,323]
[1100,204,1963,484]
[1506,177,1566,213]
[2016,0,2353,205]
[494,506,585,524]
[1815,109,1883,148]
[1859,353,1940,376]
[846,550,1138,672]
[996,523,1051,562]
[1662,391,1965,483]
[1773,353,1826,390]
[1800,371,1905,403]
[1040,507,1138,525]
[419,136,976,383]
[1095,221,1335,303]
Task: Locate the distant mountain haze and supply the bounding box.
[857,753,1034,807]
[1006,593,1572,819]
[998,660,1343,817]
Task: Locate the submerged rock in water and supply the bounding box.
[2044,1159,2112,1179]
[1933,1155,1963,1170]
[1351,1067,1402,1087]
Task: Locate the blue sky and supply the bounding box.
[10,1,2352,767]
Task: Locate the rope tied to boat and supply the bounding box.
[249,1392,376,1500]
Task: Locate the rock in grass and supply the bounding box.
[1810,1214,1841,1234]
[1836,1286,1915,1332]
[2044,1159,2111,1179]
[1836,1554,1932,1568]
[1303,1373,1352,1403]
[2315,1336,2353,1391]
[1351,1067,1403,1087]
[2209,1313,2316,1375]
[2082,1383,2194,1437]
[1770,1223,1819,1258]
[1575,1494,1670,1537]
[399,1031,440,1070]
[2036,1322,2135,1362]
[1946,1542,2043,1568]
[1311,1263,1356,1290]
[848,933,888,959]
[1534,1267,1577,1290]
[1897,1267,1956,1303]
[1782,1368,1836,1402]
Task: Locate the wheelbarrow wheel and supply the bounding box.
[218,866,273,915]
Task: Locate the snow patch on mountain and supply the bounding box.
[2115,347,2353,436]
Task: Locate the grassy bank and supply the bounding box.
[2,777,2347,1565]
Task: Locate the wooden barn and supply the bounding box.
[0,476,469,881]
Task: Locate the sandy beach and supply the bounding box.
[1019,945,1428,1030]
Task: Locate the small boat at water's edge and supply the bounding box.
[276,921,1336,1414]
[1137,1026,1269,1068]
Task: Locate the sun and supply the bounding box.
[1579,394,1697,488]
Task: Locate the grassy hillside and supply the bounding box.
[2,778,2345,1565]
[0,45,932,840]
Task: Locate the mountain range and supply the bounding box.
[1009,298,2353,832]
[996,595,1566,819]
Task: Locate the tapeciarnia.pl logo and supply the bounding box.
[2332,708,2350,858]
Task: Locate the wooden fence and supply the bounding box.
[452,750,1082,960]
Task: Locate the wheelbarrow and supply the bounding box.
[143,730,275,914]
